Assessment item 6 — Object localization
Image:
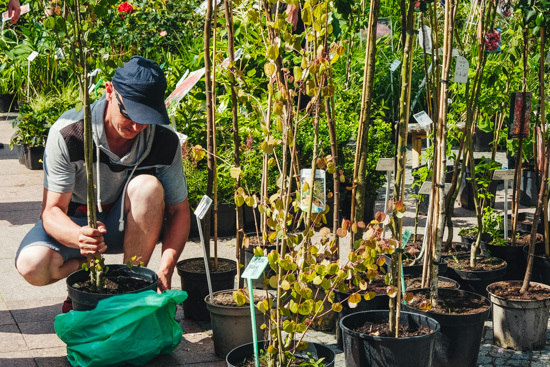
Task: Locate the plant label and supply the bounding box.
[413,110,433,127]
[27,51,38,62]
[508,92,532,139]
[300,169,326,214]
[401,229,412,246]
[493,169,515,181]
[418,182,451,195]
[165,68,206,115]
[546,50,550,63]
[242,257,269,280]
[376,158,395,171]
[2,2,30,22]
[418,25,432,54]
[390,59,401,72]
[454,56,469,84]
[194,195,212,220]
[452,48,460,57]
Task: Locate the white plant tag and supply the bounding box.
[413,110,433,126]
[493,169,515,181]
[194,195,213,220]
[376,158,395,171]
[27,51,39,62]
[454,56,469,84]
[390,59,401,72]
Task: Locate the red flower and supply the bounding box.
[118,2,134,18]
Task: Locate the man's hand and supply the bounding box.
[156,267,173,293]
[7,0,21,25]
[77,221,108,256]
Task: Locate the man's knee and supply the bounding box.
[16,247,57,286]
[127,175,164,201]
[126,175,165,213]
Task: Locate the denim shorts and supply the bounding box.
[15,196,126,264]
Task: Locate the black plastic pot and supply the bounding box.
[385,255,448,277]
[520,170,539,207]
[403,288,491,367]
[22,145,44,170]
[515,212,544,234]
[481,242,525,281]
[334,290,389,349]
[66,265,158,311]
[176,258,237,321]
[0,93,17,112]
[523,243,550,285]
[340,310,440,367]
[446,255,507,297]
[226,340,335,367]
[473,126,494,152]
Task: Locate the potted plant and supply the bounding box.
[9,84,80,169]
[486,7,550,351]
[205,288,270,358]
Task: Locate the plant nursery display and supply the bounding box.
[4,0,550,365]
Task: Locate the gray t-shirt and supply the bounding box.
[43,95,188,210]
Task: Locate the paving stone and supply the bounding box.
[0,351,37,367]
[477,355,493,364]
[0,324,28,353]
[18,321,65,350]
[31,347,71,367]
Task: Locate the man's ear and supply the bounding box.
[105,82,114,100]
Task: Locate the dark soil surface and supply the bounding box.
[352,320,433,337]
[210,290,270,306]
[405,277,458,291]
[446,255,506,272]
[407,289,490,315]
[347,273,388,295]
[180,258,235,273]
[507,233,543,247]
[441,242,471,257]
[488,281,550,301]
[74,276,152,295]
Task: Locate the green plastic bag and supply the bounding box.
[54,290,188,367]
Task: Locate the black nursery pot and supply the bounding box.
[334,290,389,349]
[66,265,158,311]
[482,242,526,281]
[0,93,17,112]
[226,340,335,367]
[385,254,448,277]
[176,258,237,321]
[340,310,440,367]
[523,242,550,285]
[403,288,491,367]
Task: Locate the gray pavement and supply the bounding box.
[0,112,548,366]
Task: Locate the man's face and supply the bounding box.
[106,83,147,140]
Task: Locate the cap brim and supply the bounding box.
[123,98,170,125]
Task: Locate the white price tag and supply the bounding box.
[418,182,451,195]
[452,48,460,57]
[454,56,469,84]
[390,59,401,72]
[418,25,432,54]
[413,110,433,127]
[194,195,213,220]
[376,158,395,171]
[27,51,39,62]
[493,169,515,181]
[242,257,269,280]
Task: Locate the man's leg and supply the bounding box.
[122,175,165,265]
[15,219,86,286]
[16,246,83,285]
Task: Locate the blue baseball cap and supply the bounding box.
[111,56,170,125]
